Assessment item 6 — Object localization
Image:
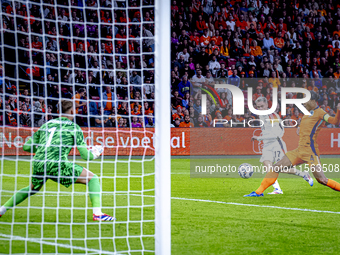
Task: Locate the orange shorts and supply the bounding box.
[286,147,320,167]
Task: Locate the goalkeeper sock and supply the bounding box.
[255,172,279,194]
[326,179,340,191]
[88,175,101,214]
[3,186,31,209]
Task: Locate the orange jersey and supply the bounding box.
[250,46,262,56]
[72,94,81,114]
[298,107,328,153]
[274,38,284,48]
[200,35,210,46]
[179,121,193,127]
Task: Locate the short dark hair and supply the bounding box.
[61,100,73,113]
[78,88,85,94]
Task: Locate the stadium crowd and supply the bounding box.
[170,0,340,128]
[0,0,340,128]
[1,0,155,128]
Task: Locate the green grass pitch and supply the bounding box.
[1,157,340,254]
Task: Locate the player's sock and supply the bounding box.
[272,180,281,191]
[3,186,31,209]
[326,179,340,191]
[88,174,102,215]
[255,172,279,194]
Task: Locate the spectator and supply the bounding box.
[102,86,117,115]
[131,116,142,128]
[171,90,182,109]
[179,114,193,127]
[178,75,191,98]
[130,71,142,85]
[263,32,275,51]
[145,115,155,127]
[228,70,240,87]
[72,88,87,115]
[208,55,221,77]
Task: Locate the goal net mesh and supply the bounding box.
[0,0,157,254]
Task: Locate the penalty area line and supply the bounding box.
[0,234,119,255]
[172,197,340,215]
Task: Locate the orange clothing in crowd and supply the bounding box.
[72,94,81,114]
[307,86,319,92]
[250,46,263,56]
[220,45,229,57]
[268,78,281,88]
[274,37,284,48]
[105,93,113,111]
[212,45,220,52]
[236,20,248,30]
[333,72,340,80]
[200,35,210,46]
[179,121,194,127]
[223,115,232,121]
[130,103,142,112]
[211,36,222,46]
[172,113,184,120]
[253,93,263,101]
[105,43,113,54]
[32,41,43,49]
[190,35,200,45]
[214,20,226,29]
[333,30,340,37]
[131,110,141,115]
[333,48,340,54]
[116,33,127,46]
[196,20,208,30]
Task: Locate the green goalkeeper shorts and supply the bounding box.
[32,161,84,189]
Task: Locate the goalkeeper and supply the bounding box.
[0,100,115,221]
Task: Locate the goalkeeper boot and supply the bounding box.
[244,191,264,197]
[93,213,115,221]
[303,171,314,187]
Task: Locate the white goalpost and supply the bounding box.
[154,0,171,254]
[0,0,171,254]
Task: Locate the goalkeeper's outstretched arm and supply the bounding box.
[78,146,95,160]
[76,128,103,160]
[78,145,104,160]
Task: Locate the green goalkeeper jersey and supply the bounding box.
[23,117,93,161]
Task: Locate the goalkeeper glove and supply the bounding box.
[90,145,104,159]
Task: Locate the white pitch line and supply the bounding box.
[2,192,340,214]
[0,234,120,255]
[171,197,340,214]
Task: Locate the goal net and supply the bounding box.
[0,0,170,254]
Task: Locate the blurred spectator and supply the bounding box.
[102,86,117,115]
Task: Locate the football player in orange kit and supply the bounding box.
[245,91,340,197]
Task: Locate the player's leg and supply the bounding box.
[310,159,340,191]
[0,181,44,217]
[258,146,283,194]
[75,167,100,214]
[274,141,313,183]
[263,160,283,195]
[245,146,292,197]
[245,154,298,197]
[74,166,115,221]
[257,155,292,194]
[279,166,314,186]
